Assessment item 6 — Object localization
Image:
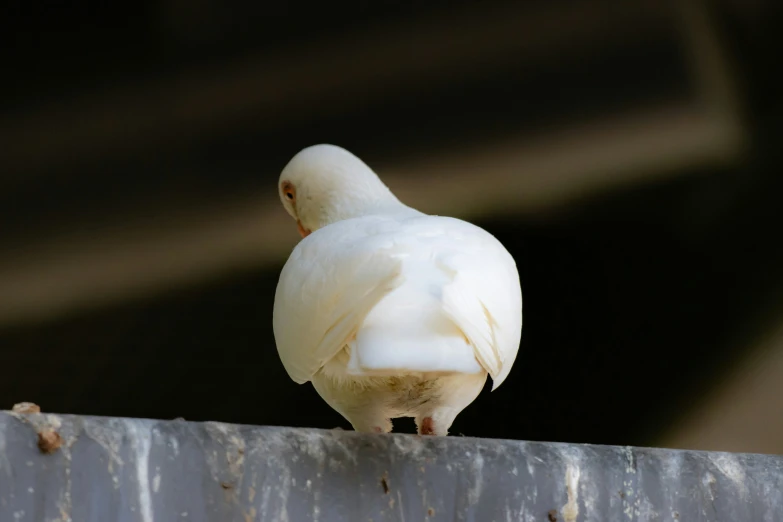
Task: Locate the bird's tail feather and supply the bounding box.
[346,326,483,376]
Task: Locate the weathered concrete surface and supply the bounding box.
[1,412,782,522]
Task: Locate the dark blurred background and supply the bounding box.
[1,0,781,453]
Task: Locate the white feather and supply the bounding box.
[273,213,522,388]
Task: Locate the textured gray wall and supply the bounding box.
[1,411,782,521]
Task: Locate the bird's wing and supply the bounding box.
[433,217,523,390]
[272,217,405,384]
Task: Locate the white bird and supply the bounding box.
[272,144,522,436]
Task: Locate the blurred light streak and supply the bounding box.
[0,0,668,180]
[0,102,745,328]
[661,319,783,454]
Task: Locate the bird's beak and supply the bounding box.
[297,220,311,238]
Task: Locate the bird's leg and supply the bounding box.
[350,417,393,434]
[418,417,436,436]
[416,408,458,436]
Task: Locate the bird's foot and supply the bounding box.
[350,418,392,434]
[418,417,436,436]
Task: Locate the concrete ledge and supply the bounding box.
[1,412,781,521]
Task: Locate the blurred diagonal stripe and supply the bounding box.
[0,0,746,327]
[0,102,745,328]
[661,320,783,455]
[0,0,667,180]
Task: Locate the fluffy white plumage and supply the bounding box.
[273,144,522,435]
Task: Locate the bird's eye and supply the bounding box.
[281,181,296,202]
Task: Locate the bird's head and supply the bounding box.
[278,144,401,238]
